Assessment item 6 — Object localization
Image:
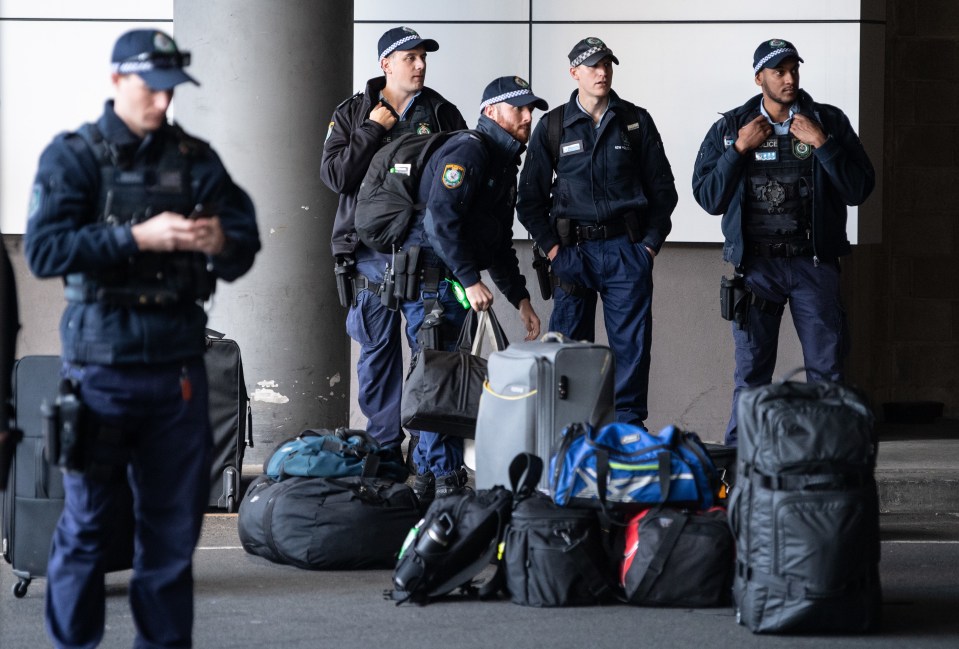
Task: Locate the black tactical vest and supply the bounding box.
[381,99,440,144]
[64,123,214,306]
[743,133,814,245]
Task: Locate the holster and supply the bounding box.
[531,245,553,300]
[42,379,87,474]
[720,275,785,330]
[555,218,576,247]
[333,255,356,308]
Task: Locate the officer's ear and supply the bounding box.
[380,55,391,75]
[482,103,497,120]
[754,70,763,87]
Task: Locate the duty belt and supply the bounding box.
[573,219,628,241]
[748,241,814,259]
[351,273,382,296]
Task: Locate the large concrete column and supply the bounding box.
[173,1,353,463]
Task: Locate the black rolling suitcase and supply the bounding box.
[205,330,253,512]
[1,356,133,598]
[730,374,881,633]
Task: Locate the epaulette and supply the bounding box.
[170,122,210,157]
[335,90,364,111]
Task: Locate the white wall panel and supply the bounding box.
[0,0,170,19]
[355,0,529,22]
[533,0,868,22]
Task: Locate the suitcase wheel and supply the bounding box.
[13,577,30,598]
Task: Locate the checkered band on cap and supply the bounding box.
[480,88,532,109]
[753,47,798,73]
[571,45,608,67]
[379,34,419,60]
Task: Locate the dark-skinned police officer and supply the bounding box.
[692,39,874,446]
[320,27,467,469]
[25,29,260,648]
[404,76,544,502]
[517,37,678,427]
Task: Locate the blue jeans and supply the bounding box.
[549,236,654,424]
[45,360,211,649]
[725,256,849,445]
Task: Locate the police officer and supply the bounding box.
[692,39,875,445]
[517,37,678,427]
[320,27,467,467]
[24,29,260,648]
[0,225,17,490]
[404,76,545,501]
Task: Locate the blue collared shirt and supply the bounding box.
[760,100,799,135]
[575,95,610,129]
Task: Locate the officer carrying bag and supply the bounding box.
[731,372,881,633]
[354,130,471,253]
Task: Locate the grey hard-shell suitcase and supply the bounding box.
[730,374,881,633]
[204,330,253,512]
[1,355,133,598]
[474,333,615,490]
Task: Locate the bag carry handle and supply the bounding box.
[508,452,543,499]
[456,308,509,355]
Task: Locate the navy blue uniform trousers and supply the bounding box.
[45,360,211,649]
[549,236,654,425]
[725,256,848,445]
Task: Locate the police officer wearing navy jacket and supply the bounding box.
[320,27,467,464]
[0,225,17,490]
[692,39,874,446]
[517,38,678,427]
[403,76,545,501]
[25,29,260,648]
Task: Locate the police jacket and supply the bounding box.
[25,101,260,365]
[0,229,16,424]
[692,90,875,267]
[406,114,530,308]
[320,76,467,258]
[517,90,677,254]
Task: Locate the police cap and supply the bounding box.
[112,29,199,90]
[378,26,439,61]
[480,76,548,112]
[753,39,804,74]
[568,37,619,68]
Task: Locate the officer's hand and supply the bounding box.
[131,212,196,252]
[734,115,772,155]
[789,114,827,149]
[369,102,398,130]
[546,244,560,262]
[191,216,226,256]
[464,281,494,312]
[517,298,541,341]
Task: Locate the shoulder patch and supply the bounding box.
[28,183,43,219]
[325,121,335,141]
[442,164,465,189]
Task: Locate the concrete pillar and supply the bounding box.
[173,1,353,463]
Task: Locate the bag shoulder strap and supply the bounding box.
[632,510,689,602]
[545,106,565,168]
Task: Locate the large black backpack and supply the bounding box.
[354,130,470,252]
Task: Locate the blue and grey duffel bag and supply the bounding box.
[550,422,719,512]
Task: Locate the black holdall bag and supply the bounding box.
[620,507,734,608]
[731,370,881,634]
[499,454,617,607]
[237,473,420,570]
[401,308,508,439]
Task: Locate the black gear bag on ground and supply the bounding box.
[237,474,420,570]
[500,454,617,607]
[354,130,470,252]
[730,372,881,633]
[620,507,734,607]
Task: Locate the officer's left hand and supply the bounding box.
[465,281,494,312]
[517,299,541,341]
[191,216,226,256]
[790,114,827,149]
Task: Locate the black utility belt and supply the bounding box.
[747,241,814,259]
[556,213,643,245]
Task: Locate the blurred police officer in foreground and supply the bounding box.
[0,225,18,491]
[403,76,544,501]
[692,39,874,445]
[518,37,678,427]
[25,29,260,648]
[320,27,467,469]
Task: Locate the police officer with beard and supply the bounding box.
[25,29,260,648]
[321,27,467,467]
[692,39,874,446]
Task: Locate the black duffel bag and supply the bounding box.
[621,507,734,607]
[401,308,508,438]
[237,474,421,569]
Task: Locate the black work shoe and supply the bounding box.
[435,466,471,498]
[412,471,435,506]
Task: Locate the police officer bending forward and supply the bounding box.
[25,29,260,648]
[518,37,678,427]
[404,76,545,502]
[692,39,874,446]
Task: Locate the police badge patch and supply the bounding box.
[442,164,465,189]
[792,138,813,159]
[416,123,431,135]
[325,121,334,142]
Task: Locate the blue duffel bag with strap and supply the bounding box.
[550,422,719,512]
[265,428,408,482]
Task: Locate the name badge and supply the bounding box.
[560,140,584,156]
[755,150,778,162]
